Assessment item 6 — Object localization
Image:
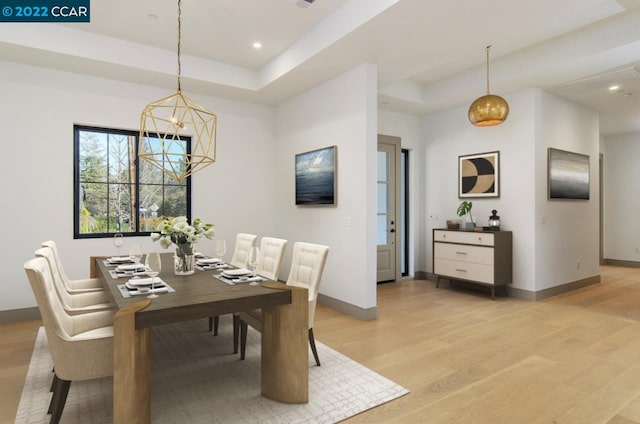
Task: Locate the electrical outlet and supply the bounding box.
[576,259,580,269]
[635,247,640,254]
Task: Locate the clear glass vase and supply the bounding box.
[174,243,195,275]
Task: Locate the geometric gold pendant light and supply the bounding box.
[139,0,217,181]
[468,45,509,127]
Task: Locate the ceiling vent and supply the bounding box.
[296,0,316,8]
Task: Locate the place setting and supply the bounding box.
[116,252,176,298]
[214,246,265,286]
[195,239,231,271]
[195,256,229,271]
[215,268,265,286]
[107,262,148,279]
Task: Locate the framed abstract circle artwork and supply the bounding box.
[458,151,500,198]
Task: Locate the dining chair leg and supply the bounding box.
[309,328,321,366]
[49,373,58,392]
[50,377,71,424]
[48,374,60,414]
[208,317,213,332]
[240,321,248,360]
[233,314,239,354]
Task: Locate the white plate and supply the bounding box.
[126,281,164,289]
[108,256,135,263]
[126,277,158,286]
[222,268,251,277]
[197,257,222,265]
[116,263,146,272]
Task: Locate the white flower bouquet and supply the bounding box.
[150,216,214,274]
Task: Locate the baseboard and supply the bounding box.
[604,259,640,267]
[317,293,378,320]
[526,275,601,300]
[419,271,600,301]
[0,306,40,323]
[414,271,429,280]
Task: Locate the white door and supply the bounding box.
[377,135,401,282]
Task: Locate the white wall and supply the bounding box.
[0,61,278,311]
[534,90,600,290]
[378,109,424,275]
[275,64,378,311]
[420,88,600,294]
[602,132,640,261]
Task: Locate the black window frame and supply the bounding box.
[73,124,192,239]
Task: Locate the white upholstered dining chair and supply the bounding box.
[219,236,288,352]
[255,236,288,280]
[41,240,104,292]
[35,247,113,314]
[238,242,329,366]
[209,233,258,336]
[24,257,114,424]
[229,233,258,268]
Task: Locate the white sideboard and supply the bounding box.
[433,229,512,299]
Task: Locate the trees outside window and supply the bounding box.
[74,125,191,238]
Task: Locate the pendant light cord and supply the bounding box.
[485,45,492,95]
[177,0,182,92]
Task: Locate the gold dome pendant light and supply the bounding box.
[468,45,509,127]
[139,0,217,182]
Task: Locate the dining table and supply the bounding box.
[93,253,309,424]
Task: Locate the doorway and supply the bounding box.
[377,134,401,282]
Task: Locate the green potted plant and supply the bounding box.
[457,201,475,230]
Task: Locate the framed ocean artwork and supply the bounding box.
[295,146,337,206]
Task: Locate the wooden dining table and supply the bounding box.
[93,254,309,424]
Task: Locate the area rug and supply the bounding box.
[16,316,408,423]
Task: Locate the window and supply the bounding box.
[74,125,191,238]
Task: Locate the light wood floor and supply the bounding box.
[3,265,640,424]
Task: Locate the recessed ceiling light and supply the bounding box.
[252,42,262,49]
[609,85,621,91]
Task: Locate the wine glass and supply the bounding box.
[145,252,162,299]
[215,240,227,262]
[113,233,124,256]
[129,244,143,263]
[248,246,261,278]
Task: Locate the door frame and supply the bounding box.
[377,134,402,283]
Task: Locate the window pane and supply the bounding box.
[377,182,388,214]
[108,134,134,183]
[139,184,163,232]
[163,185,188,217]
[108,183,134,233]
[79,131,108,183]
[78,182,108,234]
[377,151,388,180]
[377,215,388,245]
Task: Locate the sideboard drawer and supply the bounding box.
[434,242,494,266]
[434,258,495,285]
[434,230,494,247]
